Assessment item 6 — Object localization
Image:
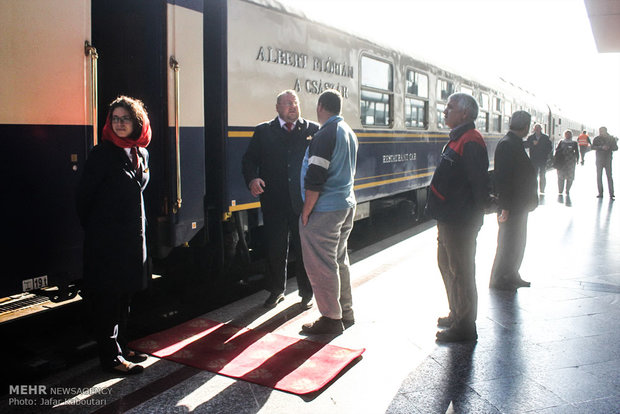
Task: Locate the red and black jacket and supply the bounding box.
[426,122,490,226]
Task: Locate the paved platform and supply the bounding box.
[2,155,618,413]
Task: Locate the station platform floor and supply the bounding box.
[2,155,619,413]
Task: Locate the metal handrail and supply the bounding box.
[84,41,98,146]
[170,56,182,212]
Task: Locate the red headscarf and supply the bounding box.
[101,114,152,148]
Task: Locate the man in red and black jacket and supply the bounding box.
[426,92,491,343]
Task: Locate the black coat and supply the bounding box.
[494,131,538,213]
[242,117,319,215]
[525,133,552,167]
[76,140,150,295]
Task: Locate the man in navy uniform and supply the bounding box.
[242,90,319,308]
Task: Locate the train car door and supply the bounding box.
[0,0,90,297]
[92,0,206,257]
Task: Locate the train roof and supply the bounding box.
[242,0,572,122]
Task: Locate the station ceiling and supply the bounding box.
[584,0,620,53]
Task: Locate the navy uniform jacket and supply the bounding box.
[76,140,150,295]
[242,117,319,215]
[494,131,538,213]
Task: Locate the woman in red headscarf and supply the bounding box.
[77,96,151,374]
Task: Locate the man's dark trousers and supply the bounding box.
[263,206,312,298]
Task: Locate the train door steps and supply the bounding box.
[0,294,49,316]
[129,317,364,395]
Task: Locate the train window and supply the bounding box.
[476,111,488,132]
[436,79,454,102]
[437,103,447,129]
[478,93,489,111]
[460,85,473,96]
[405,69,428,129]
[405,98,427,128]
[492,114,502,132]
[361,90,391,126]
[361,56,393,91]
[361,56,393,127]
[494,97,502,112]
[406,70,428,98]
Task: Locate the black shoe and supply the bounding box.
[437,315,453,328]
[611,195,615,200]
[436,326,477,343]
[597,194,603,198]
[342,318,355,329]
[301,316,344,335]
[106,359,144,375]
[124,350,148,363]
[299,295,313,310]
[264,292,284,309]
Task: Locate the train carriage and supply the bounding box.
[0,0,590,299]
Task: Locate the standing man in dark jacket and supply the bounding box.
[426,93,490,343]
[489,111,538,291]
[592,126,618,199]
[242,90,319,308]
[525,123,552,194]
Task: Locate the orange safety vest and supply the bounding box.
[578,134,590,146]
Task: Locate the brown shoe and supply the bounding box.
[301,316,344,335]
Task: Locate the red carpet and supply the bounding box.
[129,317,364,395]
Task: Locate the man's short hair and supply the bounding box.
[510,110,531,131]
[276,89,299,104]
[318,89,342,115]
[448,93,478,121]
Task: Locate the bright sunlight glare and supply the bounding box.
[279,0,620,134]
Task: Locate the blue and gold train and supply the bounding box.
[0,0,592,300]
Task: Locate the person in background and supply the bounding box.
[554,130,580,196]
[525,124,553,194]
[577,130,591,165]
[76,96,151,375]
[489,111,538,291]
[425,93,490,343]
[299,89,358,335]
[242,90,319,309]
[592,126,618,200]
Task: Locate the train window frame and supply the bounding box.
[460,85,474,96]
[476,111,488,132]
[360,54,394,128]
[491,96,502,132]
[503,101,512,131]
[476,92,490,132]
[436,78,455,102]
[436,78,454,129]
[478,92,490,111]
[404,68,429,129]
[436,102,447,129]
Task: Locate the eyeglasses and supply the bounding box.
[112,116,132,124]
